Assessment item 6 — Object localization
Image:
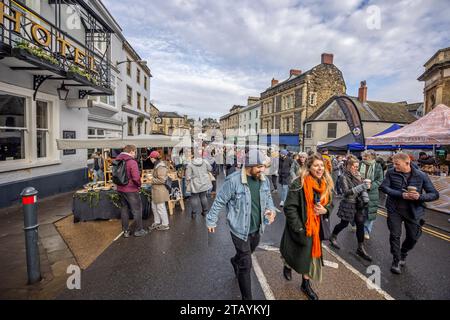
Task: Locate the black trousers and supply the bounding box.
[387,210,422,262]
[230,231,260,300]
[119,192,143,232]
[333,213,366,244]
[271,175,278,190]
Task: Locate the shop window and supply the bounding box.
[36,101,48,158]
[0,93,26,161]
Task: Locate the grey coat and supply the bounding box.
[186,158,212,194]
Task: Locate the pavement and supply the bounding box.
[1,172,449,300]
[0,192,76,299]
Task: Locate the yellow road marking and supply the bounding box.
[377,211,450,242]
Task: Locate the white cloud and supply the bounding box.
[103,0,450,117]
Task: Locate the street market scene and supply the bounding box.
[0,0,449,304]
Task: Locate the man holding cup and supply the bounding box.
[206,149,277,300]
[381,153,439,274]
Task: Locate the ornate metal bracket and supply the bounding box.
[33,75,52,101]
[79,90,90,99]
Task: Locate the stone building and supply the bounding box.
[418,47,450,114]
[239,97,260,135]
[303,81,417,152]
[153,111,189,136]
[219,105,243,134]
[260,53,346,151]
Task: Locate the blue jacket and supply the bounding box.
[380,166,439,220]
[206,169,277,241]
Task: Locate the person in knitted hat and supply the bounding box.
[207,149,277,300]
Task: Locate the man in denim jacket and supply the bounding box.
[207,149,277,300]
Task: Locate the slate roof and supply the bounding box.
[306,95,417,124]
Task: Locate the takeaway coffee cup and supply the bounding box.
[407,186,417,193]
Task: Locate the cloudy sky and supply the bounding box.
[103,0,450,119]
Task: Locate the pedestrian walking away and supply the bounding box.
[115,145,147,238]
[206,149,277,300]
[329,155,373,262]
[186,150,213,218]
[148,151,171,231]
[380,152,439,274]
[280,153,334,300]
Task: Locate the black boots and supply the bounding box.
[329,234,341,250]
[356,243,372,262]
[301,278,319,300]
[283,266,292,281]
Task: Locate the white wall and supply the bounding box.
[0,68,88,184]
[304,121,394,152]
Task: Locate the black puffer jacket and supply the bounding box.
[337,170,367,222]
[279,156,293,185]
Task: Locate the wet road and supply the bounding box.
[58,173,450,300]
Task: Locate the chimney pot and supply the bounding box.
[290,69,302,76]
[358,80,368,103]
[321,53,334,65]
[271,78,279,87]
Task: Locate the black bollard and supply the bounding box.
[20,187,41,284]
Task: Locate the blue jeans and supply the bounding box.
[281,184,289,203]
[364,220,374,234]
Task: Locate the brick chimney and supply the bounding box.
[271,78,279,87]
[321,53,334,65]
[290,69,302,76]
[358,80,368,103]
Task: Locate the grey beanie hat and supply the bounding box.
[244,149,266,167]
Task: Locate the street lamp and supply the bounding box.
[57,82,70,100]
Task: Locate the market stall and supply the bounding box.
[57,135,185,222]
[366,104,450,214]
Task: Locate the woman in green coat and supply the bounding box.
[280,154,334,300]
[359,150,384,240]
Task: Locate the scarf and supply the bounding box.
[303,175,329,258]
[359,159,376,181]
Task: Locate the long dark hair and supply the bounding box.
[299,153,334,201]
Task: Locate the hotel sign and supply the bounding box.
[0,1,101,76]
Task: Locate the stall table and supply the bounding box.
[72,185,152,223]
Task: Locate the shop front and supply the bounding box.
[0,0,113,207]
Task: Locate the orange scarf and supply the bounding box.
[303,175,329,258]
